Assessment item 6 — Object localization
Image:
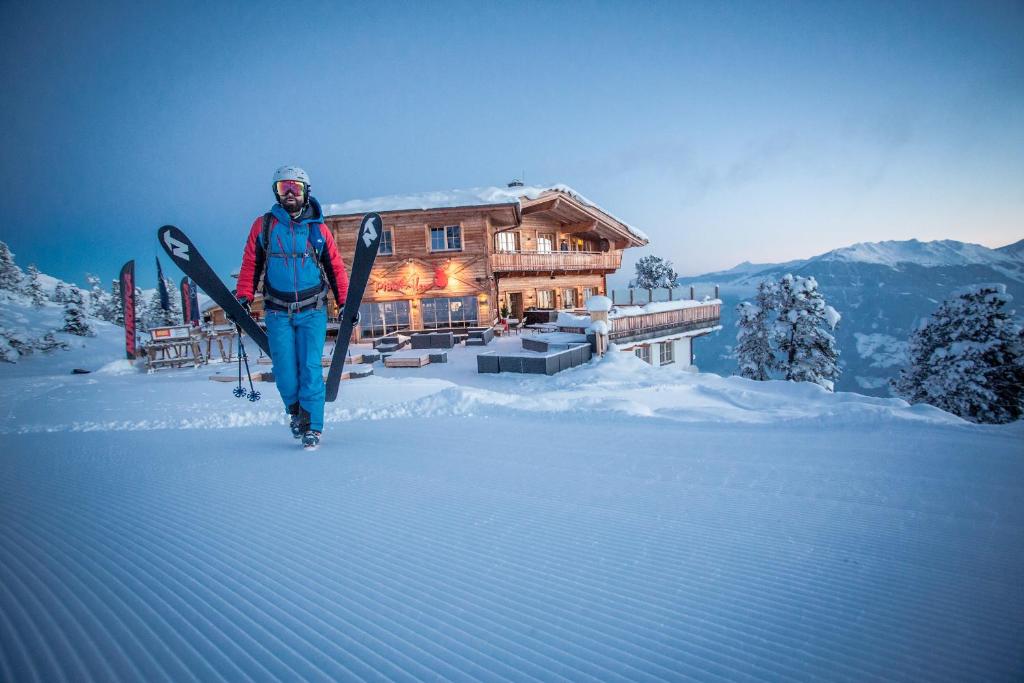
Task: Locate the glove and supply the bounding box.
[236,295,252,315]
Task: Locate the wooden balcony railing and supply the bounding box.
[608,303,721,341]
[491,250,623,273]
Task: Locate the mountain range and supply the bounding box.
[676,238,1024,396]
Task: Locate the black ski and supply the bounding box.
[157,225,271,356]
[326,212,383,402]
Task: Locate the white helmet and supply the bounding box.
[272,165,311,187]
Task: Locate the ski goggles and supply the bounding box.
[274,180,307,197]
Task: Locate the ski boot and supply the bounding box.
[302,430,321,451]
[288,403,310,440]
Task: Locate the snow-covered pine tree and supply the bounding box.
[25,264,46,306]
[166,278,182,326]
[634,255,678,290]
[735,279,779,381]
[891,284,1024,424]
[86,274,114,321]
[0,240,23,292]
[53,282,69,304]
[34,331,68,353]
[774,274,841,390]
[63,288,95,337]
[142,283,178,328]
[111,279,124,325]
[0,327,32,361]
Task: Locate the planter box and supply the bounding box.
[477,352,500,373]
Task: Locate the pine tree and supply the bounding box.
[53,282,69,304]
[34,331,68,353]
[634,255,678,289]
[735,280,779,381]
[86,274,114,321]
[25,264,46,306]
[0,241,23,292]
[774,274,841,390]
[892,284,1024,423]
[111,279,124,326]
[63,288,95,337]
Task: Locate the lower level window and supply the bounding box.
[660,341,674,364]
[359,300,411,337]
[536,290,555,309]
[562,288,577,309]
[634,345,651,364]
[421,295,479,329]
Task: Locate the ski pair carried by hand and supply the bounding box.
[157,212,382,402]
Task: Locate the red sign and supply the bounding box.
[374,266,451,296]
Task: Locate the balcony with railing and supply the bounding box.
[607,302,721,341]
[553,301,722,343]
[490,250,623,274]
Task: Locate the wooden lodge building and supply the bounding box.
[215,184,650,339]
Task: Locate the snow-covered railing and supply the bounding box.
[490,250,622,273]
[607,301,720,339]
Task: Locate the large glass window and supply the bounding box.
[421,295,479,329]
[378,227,394,256]
[494,232,518,252]
[536,233,554,253]
[430,225,462,251]
[536,290,555,309]
[562,288,577,309]
[358,300,410,337]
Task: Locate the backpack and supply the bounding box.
[259,212,330,292]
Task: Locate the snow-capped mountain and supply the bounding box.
[677,238,1024,396]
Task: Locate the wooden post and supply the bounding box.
[715,285,720,299]
[668,287,673,301]
[689,285,695,300]
[629,288,634,305]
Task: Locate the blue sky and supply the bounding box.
[1,0,1021,289]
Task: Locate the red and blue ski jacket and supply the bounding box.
[237,197,349,310]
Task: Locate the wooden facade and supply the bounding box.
[323,188,648,338]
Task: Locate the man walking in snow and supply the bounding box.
[236,166,349,449]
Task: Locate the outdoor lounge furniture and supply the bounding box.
[465,327,495,346]
[476,342,592,375]
[410,331,455,349]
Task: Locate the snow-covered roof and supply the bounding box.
[323,183,649,243]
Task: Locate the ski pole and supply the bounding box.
[233,329,245,398]
[237,327,261,402]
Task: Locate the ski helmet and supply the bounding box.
[272,166,311,205]
[273,165,311,186]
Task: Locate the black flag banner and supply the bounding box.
[119,260,137,359]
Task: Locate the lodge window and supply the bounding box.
[562,288,577,309]
[536,289,555,309]
[430,225,462,252]
[660,341,674,365]
[358,300,410,337]
[421,295,479,329]
[536,233,554,253]
[635,345,651,364]
[494,231,519,252]
[582,287,595,302]
[378,227,394,256]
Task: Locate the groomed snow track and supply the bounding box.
[1,416,1022,682]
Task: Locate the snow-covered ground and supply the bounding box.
[2,324,1022,681]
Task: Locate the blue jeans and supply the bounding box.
[264,307,328,431]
